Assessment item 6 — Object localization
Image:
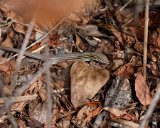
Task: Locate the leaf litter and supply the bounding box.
[0,0,160,127]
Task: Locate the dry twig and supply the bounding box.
[143,0,150,80]
[0,94,38,104]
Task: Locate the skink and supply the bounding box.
[0,46,109,64]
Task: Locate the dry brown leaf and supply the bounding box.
[77,105,94,121]
[112,119,139,128]
[39,87,47,102]
[109,108,137,121]
[28,78,43,93]
[147,61,159,76]
[75,34,86,52]
[76,103,101,126]
[84,106,101,122]
[111,51,125,70]
[105,25,124,45]
[30,103,47,124]
[114,63,134,79]
[113,29,136,46]
[26,118,44,128]
[75,25,105,37]
[112,59,124,70]
[57,117,71,128]
[0,56,16,75]
[103,107,127,117]
[114,55,142,78]
[17,119,27,128]
[151,28,160,49]
[120,114,137,121]
[12,23,25,34]
[1,35,13,48]
[135,73,152,105]
[71,61,110,107]
[11,102,26,112]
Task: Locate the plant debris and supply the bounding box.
[0,0,160,127]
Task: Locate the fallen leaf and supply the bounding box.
[26,118,44,128]
[103,107,127,117]
[12,23,25,34]
[77,104,97,121]
[152,28,160,49]
[135,73,152,105]
[11,102,26,112]
[30,103,46,124]
[1,35,13,48]
[84,106,101,122]
[112,59,124,70]
[39,87,47,102]
[120,114,137,121]
[114,63,134,79]
[17,119,27,128]
[147,61,159,76]
[75,25,105,37]
[71,61,110,107]
[57,117,71,128]
[104,25,124,45]
[77,102,101,126]
[111,51,126,70]
[0,56,16,75]
[75,34,86,52]
[114,55,142,78]
[112,119,139,128]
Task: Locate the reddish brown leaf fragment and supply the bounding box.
[114,63,134,79]
[135,73,152,105]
